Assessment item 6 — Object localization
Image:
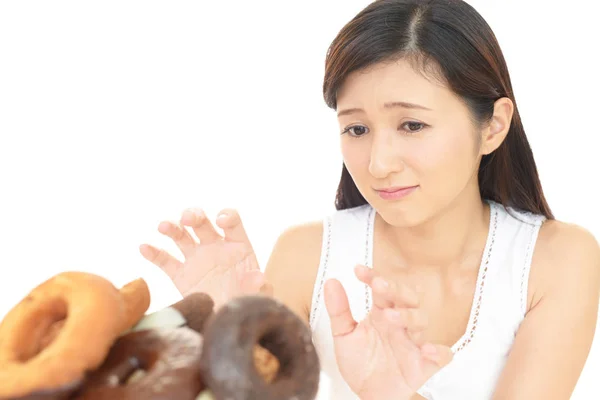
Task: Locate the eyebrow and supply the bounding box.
[337,101,432,117]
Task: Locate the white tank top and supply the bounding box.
[309,200,546,399]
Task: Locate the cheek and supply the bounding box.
[408,131,478,187]
[341,139,370,176]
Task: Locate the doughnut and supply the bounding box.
[199,295,320,400]
[3,381,80,400]
[167,293,281,383]
[124,292,214,336]
[125,292,282,388]
[73,327,204,400]
[117,278,152,331]
[0,271,151,399]
[170,292,216,334]
[127,292,280,384]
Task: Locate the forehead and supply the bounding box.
[336,58,459,110]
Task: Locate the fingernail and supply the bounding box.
[373,276,389,290]
[181,209,195,222]
[217,212,228,219]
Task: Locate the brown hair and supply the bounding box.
[323,0,554,219]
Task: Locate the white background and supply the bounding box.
[0,1,597,398]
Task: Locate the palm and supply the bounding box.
[324,267,453,400]
[175,240,261,305]
[335,310,434,397]
[140,208,266,308]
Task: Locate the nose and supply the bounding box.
[368,130,404,179]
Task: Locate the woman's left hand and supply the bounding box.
[324,265,454,400]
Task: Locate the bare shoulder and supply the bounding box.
[529,219,600,309]
[263,220,325,323]
[494,219,600,398]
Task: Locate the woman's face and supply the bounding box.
[336,59,495,227]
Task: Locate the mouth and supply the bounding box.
[375,185,418,193]
[374,185,419,200]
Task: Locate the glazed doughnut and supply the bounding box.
[200,295,320,400]
[118,278,152,331]
[0,271,151,399]
[73,327,204,400]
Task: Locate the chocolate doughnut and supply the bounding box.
[170,292,215,334]
[200,295,320,400]
[73,327,204,400]
[127,293,215,335]
[3,381,80,400]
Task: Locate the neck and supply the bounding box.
[377,191,491,271]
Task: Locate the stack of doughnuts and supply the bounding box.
[0,271,320,400]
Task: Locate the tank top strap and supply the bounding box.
[309,204,374,331]
[490,202,547,318]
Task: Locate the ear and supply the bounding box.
[480,97,514,155]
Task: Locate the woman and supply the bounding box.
[140,0,600,399]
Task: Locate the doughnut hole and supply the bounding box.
[252,344,280,383]
[255,326,298,383]
[17,296,68,362]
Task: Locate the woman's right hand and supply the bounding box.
[139,208,270,309]
[325,266,453,400]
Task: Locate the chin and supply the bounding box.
[370,199,429,229]
[380,211,425,229]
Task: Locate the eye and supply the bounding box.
[341,125,369,137]
[401,121,426,134]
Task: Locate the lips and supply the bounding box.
[374,185,419,200]
[376,185,418,193]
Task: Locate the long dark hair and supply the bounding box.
[323,0,554,219]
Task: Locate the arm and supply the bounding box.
[262,221,324,324]
[492,221,600,399]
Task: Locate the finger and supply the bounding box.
[215,208,252,244]
[324,279,357,337]
[354,266,394,311]
[375,277,420,309]
[371,276,395,309]
[384,307,428,347]
[239,269,267,295]
[383,307,428,332]
[157,221,197,257]
[139,244,182,279]
[354,264,375,285]
[355,265,419,308]
[421,343,454,369]
[408,330,427,348]
[181,208,221,244]
[259,281,274,297]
